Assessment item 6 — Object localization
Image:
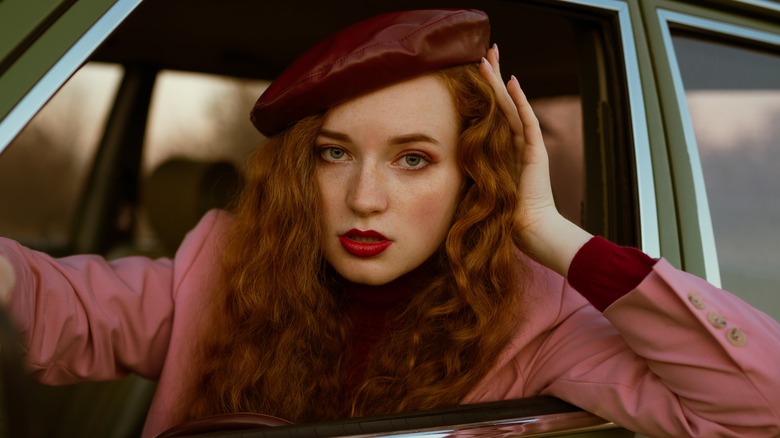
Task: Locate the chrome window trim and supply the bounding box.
[554,0,660,257]
[352,410,621,437]
[657,9,780,287]
[0,0,143,153]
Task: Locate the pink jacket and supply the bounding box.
[3,210,779,437]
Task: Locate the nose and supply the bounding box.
[346,163,388,216]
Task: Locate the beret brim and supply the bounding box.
[250,9,490,136]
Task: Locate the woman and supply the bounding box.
[1,9,778,437]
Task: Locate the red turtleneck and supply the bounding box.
[339,259,432,395]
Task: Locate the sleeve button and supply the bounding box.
[707,311,727,329]
[688,291,706,309]
[727,328,747,347]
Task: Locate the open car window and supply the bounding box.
[0,63,122,254]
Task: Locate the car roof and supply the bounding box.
[89,0,581,92]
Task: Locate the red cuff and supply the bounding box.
[568,236,657,312]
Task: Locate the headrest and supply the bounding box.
[145,158,242,254]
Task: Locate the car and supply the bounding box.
[1,0,778,436]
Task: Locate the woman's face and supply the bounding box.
[316,74,463,286]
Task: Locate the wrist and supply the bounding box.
[523,213,592,277]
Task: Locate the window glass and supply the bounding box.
[672,32,780,319]
[0,63,122,251]
[136,70,268,254]
[0,5,604,259]
[143,70,268,174]
[533,95,584,225]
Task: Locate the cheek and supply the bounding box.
[408,181,460,230]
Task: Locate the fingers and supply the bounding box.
[479,44,548,170]
[479,45,525,142]
[484,43,501,82]
[506,75,543,148]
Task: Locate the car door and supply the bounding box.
[640,0,780,321]
[0,0,141,149]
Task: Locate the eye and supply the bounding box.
[319,146,350,162]
[397,152,430,169]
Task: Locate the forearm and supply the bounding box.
[529,252,780,436]
[605,261,780,434]
[1,237,175,382]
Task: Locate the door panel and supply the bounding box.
[0,0,76,66]
[0,0,120,147]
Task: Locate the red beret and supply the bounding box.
[250,9,490,136]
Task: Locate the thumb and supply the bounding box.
[0,255,15,306]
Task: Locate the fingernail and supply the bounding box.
[510,75,519,84]
[493,43,499,61]
[482,57,494,72]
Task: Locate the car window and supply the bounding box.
[0,62,122,253]
[671,31,780,319]
[143,70,267,174]
[135,70,267,255]
[1,2,607,259]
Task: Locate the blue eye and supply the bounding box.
[399,153,429,169]
[320,147,348,161]
[404,155,422,167]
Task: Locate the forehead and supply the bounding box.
[322,74,457,134]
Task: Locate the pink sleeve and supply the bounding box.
[532,261,780,436]
[1,240,176,382]
[462,242,780,435]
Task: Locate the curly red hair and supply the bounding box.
[180,63,527,424]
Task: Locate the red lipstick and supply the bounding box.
[339,229,392,257]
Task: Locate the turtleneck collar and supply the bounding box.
[337,255,438,309]
[336,255,440,397]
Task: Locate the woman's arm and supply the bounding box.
[479,44,780,436]
[0,209,229,384]
[479,45,592,277]
[0,238,176,382]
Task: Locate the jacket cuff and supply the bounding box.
[568,236,657,312]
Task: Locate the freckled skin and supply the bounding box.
[316,75,463,286]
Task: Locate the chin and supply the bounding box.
[329,260,403,286]
[339,270,397,286]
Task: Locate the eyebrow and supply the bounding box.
[318,129,441,146]
[389,133,441,146]
[317,129,351,142]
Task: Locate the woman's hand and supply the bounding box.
[0,255,15,305]
[479,44,592,277]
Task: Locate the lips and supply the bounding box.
[339,229,393,257]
